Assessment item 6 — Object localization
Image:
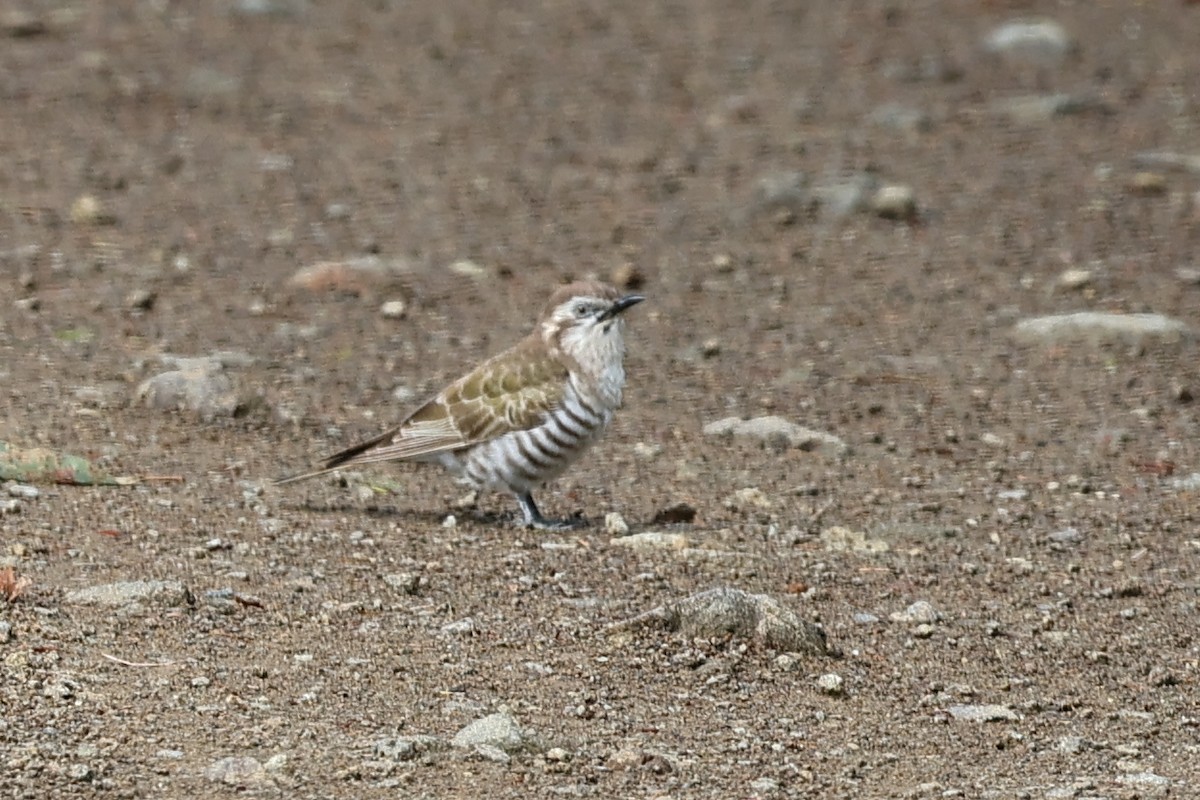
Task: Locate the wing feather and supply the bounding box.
[299,341,568,475]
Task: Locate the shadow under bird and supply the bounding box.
[276,280,644,528]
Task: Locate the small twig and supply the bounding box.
[138,475,185,483]
[100,652,177,668]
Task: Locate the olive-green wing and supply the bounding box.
[315,346,569,470]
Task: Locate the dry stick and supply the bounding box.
[100,652,177,668]
[138,475,185,483]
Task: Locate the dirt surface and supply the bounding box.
[3,1,1200,798]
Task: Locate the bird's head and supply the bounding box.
[539,280,644,366]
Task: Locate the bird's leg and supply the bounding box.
[516,491,581,531]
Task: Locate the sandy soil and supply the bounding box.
[2,1,1200,798]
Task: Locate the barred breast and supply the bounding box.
[459,384,614,494]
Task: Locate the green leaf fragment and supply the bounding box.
[0,441,132,486]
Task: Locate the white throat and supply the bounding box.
[560,320,628,408]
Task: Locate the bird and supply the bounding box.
[276,280,644,529]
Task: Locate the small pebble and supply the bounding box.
[817,673,844,695]
[1057,268,1093,290]
[126,288,156,311]
[611,262,645,290]
[871,184,916,220]
[380,299,407,319]
[1129,171,1167,196]
[604,512,630,536]
[891,600,940,624]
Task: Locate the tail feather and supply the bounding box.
[273,427,398,485]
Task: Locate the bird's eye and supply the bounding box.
[573,303,589,317]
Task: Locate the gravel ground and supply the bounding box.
[3,1,1200,798]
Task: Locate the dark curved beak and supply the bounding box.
[598,294,645,322]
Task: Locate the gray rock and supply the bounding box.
[990,93,1106,124]
[1117,772,1169,788]
[812,173,879,219]
[820,526,889,554]
[472,744,511,763]
[817,673,844,695]
[183,67,243,102]
[743,171,811,223]
[288,256,411,294]
[203,756,274,788]
[1056,736,1090,753]
[867,103,931,137]
[379,299,407,319]
[66,763,92,782]
[451,712,526,752]
[6,483,38,499]
[947,704,1020,722]
[159,351,256,370]
[1171,473,1200,491]
[440,617,476,636]
[1057,268,1094,290]
[0,621,11,643]
[890,600,940,625]
[871,184,916,220]
[1132,151,1200,176]
[382,572,423,594]
[1012,312,1193,347]
[703,416,847,455]
[125,288,156,311]
[750,777,781,794]
[610,587,831,656]
[137,360,243,419]
[983,20,1072,67]
[610,531,690,550]
[1049,527,1082,544]
[231,0,306,17]
[373,735,441,761]
[65,580,192,609]
[447,259,488,278]
[1176,266,1200,285]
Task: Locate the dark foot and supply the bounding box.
[516,492,585,531]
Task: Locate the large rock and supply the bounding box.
[137,359,244,419]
